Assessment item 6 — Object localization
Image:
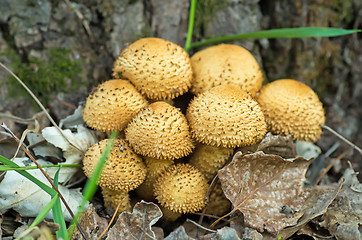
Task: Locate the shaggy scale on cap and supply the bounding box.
[82,79,148,132]
[82,138,147,192]
[257,79,325,142]
[186,84,267,148]
[189,144,233,181]
[125,101,194,160]
[153,163,208,214]
[190,44,263,96]
[112,38,193,100]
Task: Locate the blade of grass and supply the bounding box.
[68,130,118,237]
[185,0,197,52]
[52,168,68,240]
[189,27,361,49]
[0,155,56,196]
[0,164,82,171]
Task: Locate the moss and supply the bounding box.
[4,47,83,106]
[193,0,230,39]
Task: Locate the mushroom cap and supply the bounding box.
[186,84,267,148]
[125,101,195,160]
[153,163,208,214]
[205,182,231,216]
[112,38,193,100]
[257,79,325,142]
[190,44,263,96]
[189,144,233,181]
[82,79,148,132]
[82,138,147,191]
[102,188,131,214]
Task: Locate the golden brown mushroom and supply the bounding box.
[190,44,263,96]
[257,79,325,142]
[153,163,209,214]
[125,101,194,160]
[112,38,193,100]
[186,84,267,148]
[82,79,148,132]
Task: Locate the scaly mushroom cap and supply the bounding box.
[154,163,208,214]
[135,157,174,201]
[82,79,148,132]
[102,188,132,214]
[190,44,263,96]
[189,144,233,181]
[257,79,325,142]
[125,101,195,160]
[112,38,193,100]
[186,84,267,148]
[82,138,147,191]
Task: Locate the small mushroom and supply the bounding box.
[82,79,148,132]
[82,138,147,192]
[186,84,267,148]
[257,79,325,142]
[112,38,193,100]
[125,101,194,160]
[190,44,263,96]
[205,182,231,217]
[153,163,209,214]
[189,143,233,182]
[135,157,173,201]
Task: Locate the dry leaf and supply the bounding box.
[295,141,321,160]
[106,201,162,240]
[277,182,343,239]
[319,167,362,240]
[256,133,296,159]
[164,226,194,240]
[71,204,108,240]
[218,151,310,235]
[200,227,241,240]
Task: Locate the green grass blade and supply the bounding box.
[52,168,68,240]
[0,155,56,196]
[67,130,118,237]
[27,193,58,229]
[0,164,82,171]
[189,27,361,49]
[185,0,197,52]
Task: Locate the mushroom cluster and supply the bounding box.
[80,37,325,220]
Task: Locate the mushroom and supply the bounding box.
[153,163,209,214]
[256,79,325,142]
[82,79,148,132]
[135,157,173,201]
[186,84,267,148]
[82,138,147,213]
[125,101,194,160]
[205,182,231,217]
[189,143,233,182]
[190,43,263,97]
[112,38,193,100]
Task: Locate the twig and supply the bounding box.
[322,125,362,155]
[97,196,126,240]
[314,151,348,186]
[1,123,87,240]
[54,95,77,109]
[186,219,217,233]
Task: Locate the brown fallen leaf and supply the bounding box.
[319,167,362,240]
[106,201,162,240]
[277,182,343,239]
[256,133,296,159]
[71,204,108,240]
[216,151,311,236]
